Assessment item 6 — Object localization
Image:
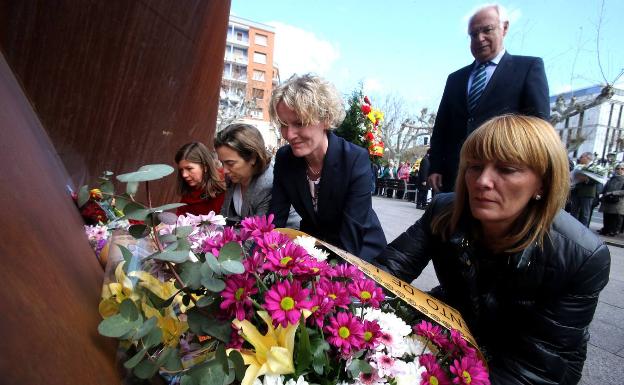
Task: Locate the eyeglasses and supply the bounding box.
[469,25,498,39]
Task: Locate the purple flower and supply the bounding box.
[414,320,448,347]
[220,275,258,320]
[325,312,365,355]
[449,355,490,385]
[241,214,275,238]
[348,278,385,308]
[264,280,312,327]
[263,242,309,276]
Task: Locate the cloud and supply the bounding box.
[267,22,340,79]
[553,84,573,94]
[363,78,383,94]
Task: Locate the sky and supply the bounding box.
[230,0,624,111]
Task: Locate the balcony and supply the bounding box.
[224,55,248,65]
[222,73,247,84]
[226,35,249,47]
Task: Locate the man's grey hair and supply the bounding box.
[468,3,510,28]
[581,151,594,160]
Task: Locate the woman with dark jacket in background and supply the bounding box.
[374,115,610,384]
[598,163,624,236]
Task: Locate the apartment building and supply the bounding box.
[221,16,280,147]
[551,84,624,160]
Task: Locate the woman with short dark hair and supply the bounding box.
[215,123,273,226]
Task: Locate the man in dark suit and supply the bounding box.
[428,4,550,193]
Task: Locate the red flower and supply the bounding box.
[365,131,375,141]
[361,104,372,115]
[364,96,371,104]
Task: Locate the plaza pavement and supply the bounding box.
[371,196,624,385]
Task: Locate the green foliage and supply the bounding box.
[116,164,175,183]
[336,87,366,147]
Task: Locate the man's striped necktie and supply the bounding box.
[467,62,490,112]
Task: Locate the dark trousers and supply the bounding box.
[571,196,594,227]
[417,188,429,207]
[603,213,623,235]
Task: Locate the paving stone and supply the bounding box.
[588,317,624,354]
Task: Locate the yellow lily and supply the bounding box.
[99,261,140,318]
[233,311,298,385]
[141,302,188,347]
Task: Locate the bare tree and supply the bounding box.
[216,87,257,132]
[377,94,436,160]
[551,0,623,127]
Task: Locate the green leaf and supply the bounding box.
[77,185,90,207]
[219,242,243,261]
[177,237,192,251]
[296,323,312,374]
[133,358,159,379]
[144,212,160,228]
[220,260,245,275]
[117,164,175,182]
[203,254,221,276]
[164,240,179,251]
[149,203,187,213]
[346,358,372,377]
[228,350,246,382]
[201,276,225,292]
[124,202,149,221]
[135,316,158,339]
[151,250,190,263]
[181,374,195,385]
[115,195,131,211]
[175,225,195,239]
[129,224,149,239]
[143,327,163,348]
[146,290,178,309]
[196,295,215,307]
[100,180,114,196]
[198,360,226,385]
[123,348,147,369]
[187,310,231,343]
[162,348,183,371]
[216,344,229,375]
[126,181,139,196]
[311,337,330,375]
[98,314,138,337]
[159,211,179,225]
[159,233,178,244]
[119,299,139,321]
[180,261,203,289]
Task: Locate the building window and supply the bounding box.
[251,108,263,119]
[253,70,266,81]
[253,52,267,64]
[255,34,268,46]
[252,88,265,100]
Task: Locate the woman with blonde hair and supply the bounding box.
[269,73,386,261]
[375,114,610,384]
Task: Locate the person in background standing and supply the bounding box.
[571,152,599,227]
[428,4,549,193]
[598,163,624,236]
[417,149,431,209]
[397,161,411,199]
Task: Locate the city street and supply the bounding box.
[372,196,624,385]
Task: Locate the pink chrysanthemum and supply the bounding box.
[358,369,384,385]
[263,242,309,276]
[362,320,381,349]
[226,323,245,349]
[220,275,258,320]
[243,250,265,273]
[325,312,365,355]
[295,257,331,278]
[414,320,449,347]
[255,231,291,254]
[316,278,351,309]
[451,329,477,356]
[308,293,334,328]
[328,263,364,281]
[348,278,385,308]
[201,227,238,256]
[264,280,312,327]
[241,214,275,238]
[449,355,490,385]
[419,354,452,385]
